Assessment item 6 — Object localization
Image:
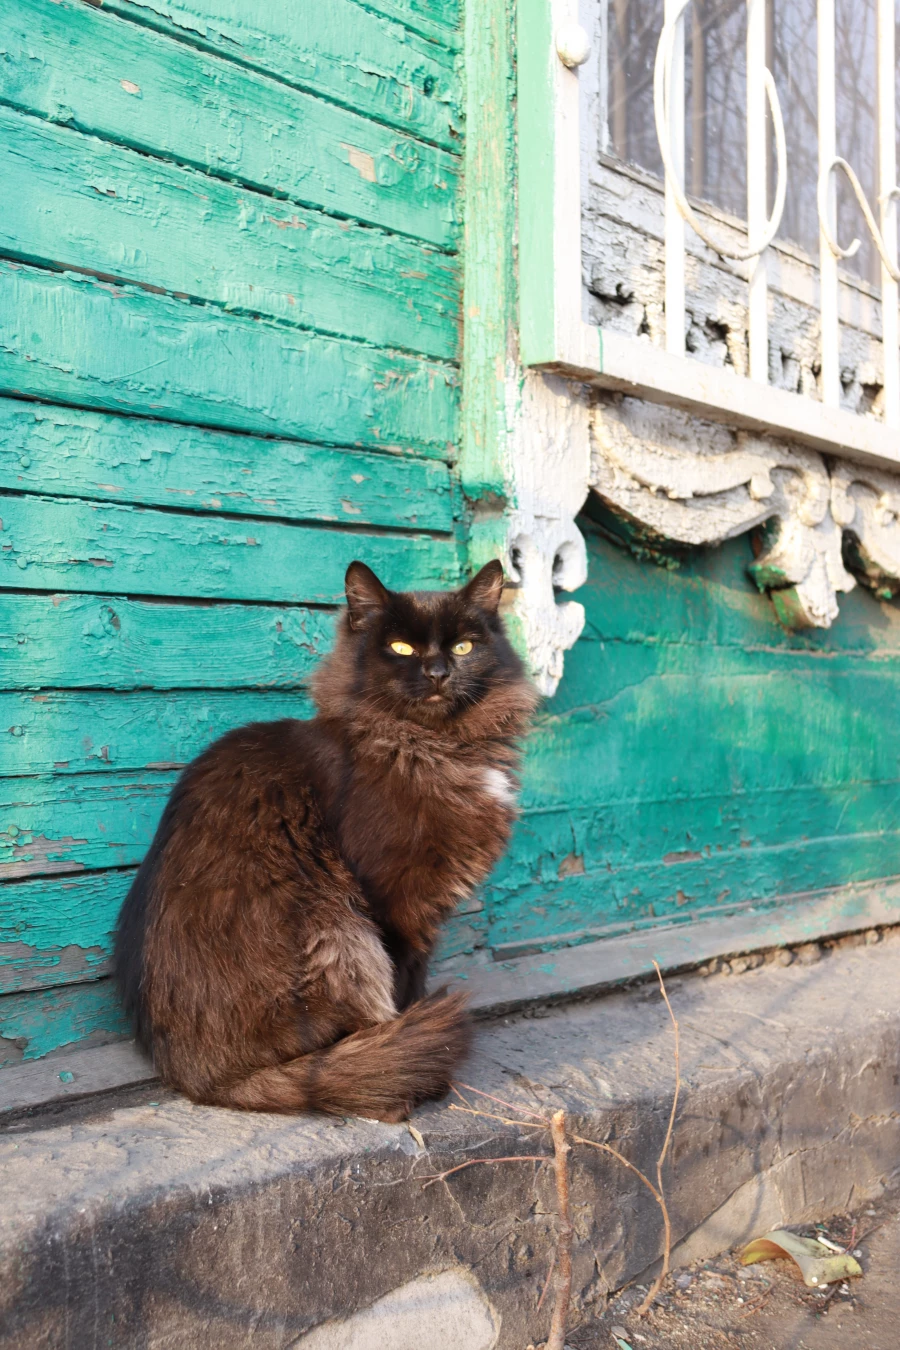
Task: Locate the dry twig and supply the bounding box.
[546,1110,573,1350]
[636,958,681,1315]
[420,1154,548,1187]
[421,963,681,1339]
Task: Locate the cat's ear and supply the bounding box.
[461,560,504,615]
[345,561,390,630]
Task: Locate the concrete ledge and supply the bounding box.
[2,934,899,1348]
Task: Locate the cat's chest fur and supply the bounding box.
[336,732,517,946]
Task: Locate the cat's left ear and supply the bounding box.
[345,561,390,630]
[461,560,504,615]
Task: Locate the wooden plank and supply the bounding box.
[484,796,900,951]
[0,263,459,456]
[0,1038,154,1116]
[98,0,462,149]
[0,494,460,603]
[0,690,314,778]
[0,593,338,691]
[0,0,460,248]
[0,978,129,1067]
[0,399,455,531]
[344,0,460,46]
[0,871,129,994]
[0,107,458,363]
[0,772,176,881]
[460,878,900,1014]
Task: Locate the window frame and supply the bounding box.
[518,0,900,470]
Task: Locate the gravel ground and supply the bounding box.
[584,1198,900,1349]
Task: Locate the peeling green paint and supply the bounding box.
[0,106,459,362]
[0,690,315,778]
[0,979,129,1066]
[0,0,466,1061]
[98,0,462,149]
[1,0,461,248]
[0,264,459,454]
[0,495,460,603]
[459,0,515,510]
[0,400,454,530]
[0,594,338,690]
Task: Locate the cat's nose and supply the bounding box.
[423,655,449,688]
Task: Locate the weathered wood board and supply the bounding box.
[0,0,461,246]
[0,594,337,691]
[0,495,459,603]
[0,105,458,361]
[0,264,458,453]
[0,400,454,529]
[0,690,315,777]
[0,979,129,1067]
[98,0,463,148]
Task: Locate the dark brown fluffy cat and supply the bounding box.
[115,560,536,1122]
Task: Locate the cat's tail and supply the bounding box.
[208,990,471,1122]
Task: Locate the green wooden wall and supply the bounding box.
[3,0,898,1068]
[472,515,900,963]
[0,0,464,1065]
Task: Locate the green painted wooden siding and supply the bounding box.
[472,520,900,964]
[4,0,898,1070]
[0,0,463,1064]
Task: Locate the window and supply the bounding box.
[604,0,899,285]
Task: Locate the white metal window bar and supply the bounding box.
[653,0,900,421]
[518,0,900,469]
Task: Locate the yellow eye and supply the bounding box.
[389,640,415,656]
[452,640,473,656]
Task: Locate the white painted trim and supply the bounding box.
[562,324,900,470]
[663,0,686,355]
[817,0,841,408]
[532,0,900,471]
[877,0,900,428]
[746,0,769,384]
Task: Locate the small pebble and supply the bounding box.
[795,942,822,965]
[865,928,881,944]
[774,948,794,966]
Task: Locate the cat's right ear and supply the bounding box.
[345,561,390,630]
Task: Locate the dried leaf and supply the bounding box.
[407,1124,426,1149]
[740,1230,863,1288]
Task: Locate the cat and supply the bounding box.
[115,559,537,1122]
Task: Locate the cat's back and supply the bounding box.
[114,715,337,1038]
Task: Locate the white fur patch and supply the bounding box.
[482,767,517,807]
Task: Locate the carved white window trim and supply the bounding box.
[510,0,900,695]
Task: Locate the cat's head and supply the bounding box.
[322,560,530,726]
